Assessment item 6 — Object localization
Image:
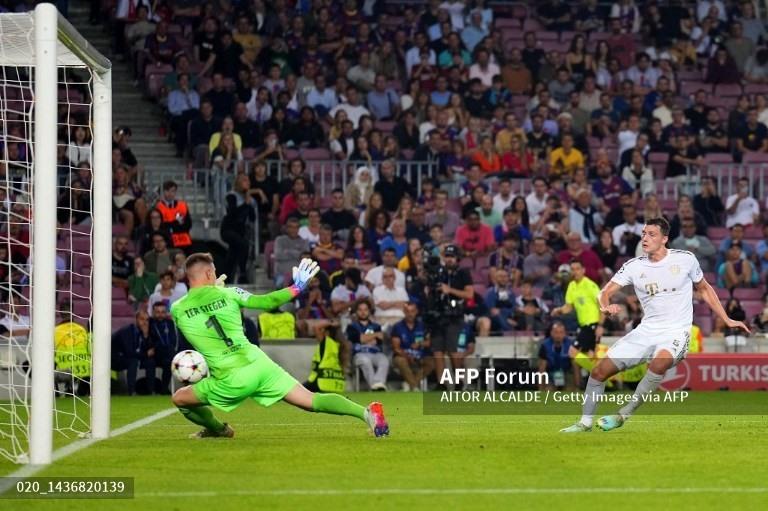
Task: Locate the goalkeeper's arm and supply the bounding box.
[242,286,302,311]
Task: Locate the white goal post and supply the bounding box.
[1,3,112,465]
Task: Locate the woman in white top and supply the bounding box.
[68,125,92,166]
[298,209,322,244]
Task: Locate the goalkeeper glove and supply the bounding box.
[291,258,320,293]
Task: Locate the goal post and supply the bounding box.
[0,3,112,465]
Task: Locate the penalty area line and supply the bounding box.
[0,407,177,494]
[138,487,768,498]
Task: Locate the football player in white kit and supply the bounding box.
[561,218,750,432]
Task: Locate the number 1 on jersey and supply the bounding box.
[205,316,234,347]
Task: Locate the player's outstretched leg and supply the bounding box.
[282,384,390,437]
[172,386,234,438]
[597,351,672,431]
[561,357,620,433]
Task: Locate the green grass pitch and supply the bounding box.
[1,392,767,510]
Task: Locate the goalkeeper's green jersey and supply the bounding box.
[171,285,295,377]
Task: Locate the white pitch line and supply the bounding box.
[0,407,176,495]
[137,487,768,498]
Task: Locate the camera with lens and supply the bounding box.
[422,246,464,325]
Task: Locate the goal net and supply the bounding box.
[0,4,112,465]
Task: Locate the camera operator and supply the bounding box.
[422,244,474,388]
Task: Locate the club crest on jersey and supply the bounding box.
[669,265,681,274]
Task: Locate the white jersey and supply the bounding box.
[611,249,703,331]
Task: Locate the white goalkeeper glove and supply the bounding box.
[215,274,228,287]
[291,258,320,292]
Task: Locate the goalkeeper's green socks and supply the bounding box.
[179,405,226,433]
[312,393,366,421]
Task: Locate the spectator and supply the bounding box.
[526,177,550,225]
[146,270,186,315]
[549,134,584,178]
[189,100,219,161]
[329,86,371,129]
[523,236,554,287]
[111,310,154,395]
[489,231,524,285]
[346,226,378,270]
[671,219,717,272]
[367,75,400,121]
[725,21,755,73]
[477,194,502,229]
[312,225,344,275]
[274,218,310,286]
[332,269,373,316]
[366,248,406,289]
[143,233,182,275]
[379,219,409,259]
[725,177,760,228]
[694,176,725,227]
[621,149,653,196]
[345,299,388,391]
[537,321,575,390]
[569,189,603,244]
[296,277,333,323]
[756,224,768,272]
[306,74,338,118]
[374,159,413,212]
[322,188,357,239]
[167,73,200,156]
[348,51,377,92]
[717,224,757,268]
[718,243,758,289]
[557,231,604,283]
[593,230,619,278]
[612,205,643,256]
[299,209,323,245]
[455,210,496,260]
[426,189,461,240]
[593,160,633,213]
[514,279,549,331]
[406,206,432,245]
[128,256,158,307]
[112,235,133,292]
[461,10,489,52]
[472,136,503,173]
[344,166,376,213]
[373,267,409,320]
[626,52,660,93]
[220,175,256,284]
[203,73,236,119]
[485,268,517,333]
[706,46,740,84]
[148,301,180,394]
[288,107,325,148]
[391,303,433,391]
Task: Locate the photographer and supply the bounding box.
[422,244,473,388]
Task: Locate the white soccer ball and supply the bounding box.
[171,350,208,384]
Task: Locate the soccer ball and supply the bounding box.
[171,350,208,384]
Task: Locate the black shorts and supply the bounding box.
[573,323,598,352]
[430,319,464,353]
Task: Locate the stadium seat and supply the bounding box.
[733,288,764,301]
[742,152,768,164]
[714,83,744,97]
[704,153,734,165]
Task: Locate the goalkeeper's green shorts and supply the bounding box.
[191,354,298,412]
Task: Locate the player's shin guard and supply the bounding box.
[580,376,606,428]
[618,370,664,419]
[311,393,366,421]
[179,405,226,433]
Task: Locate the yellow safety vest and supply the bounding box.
[689,325,703,354]
[307,336,345,393]
[258,312,296,340]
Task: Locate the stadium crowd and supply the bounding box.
[8,0,768,391]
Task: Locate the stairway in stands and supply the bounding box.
[68,2,271,293]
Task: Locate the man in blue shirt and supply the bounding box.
[391,303,434,391]
[537,321,574,390]
[484,269,516,333]
[366,75,400,121]
[345,300,388,391]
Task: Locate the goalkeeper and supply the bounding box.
[170,253,389,438]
